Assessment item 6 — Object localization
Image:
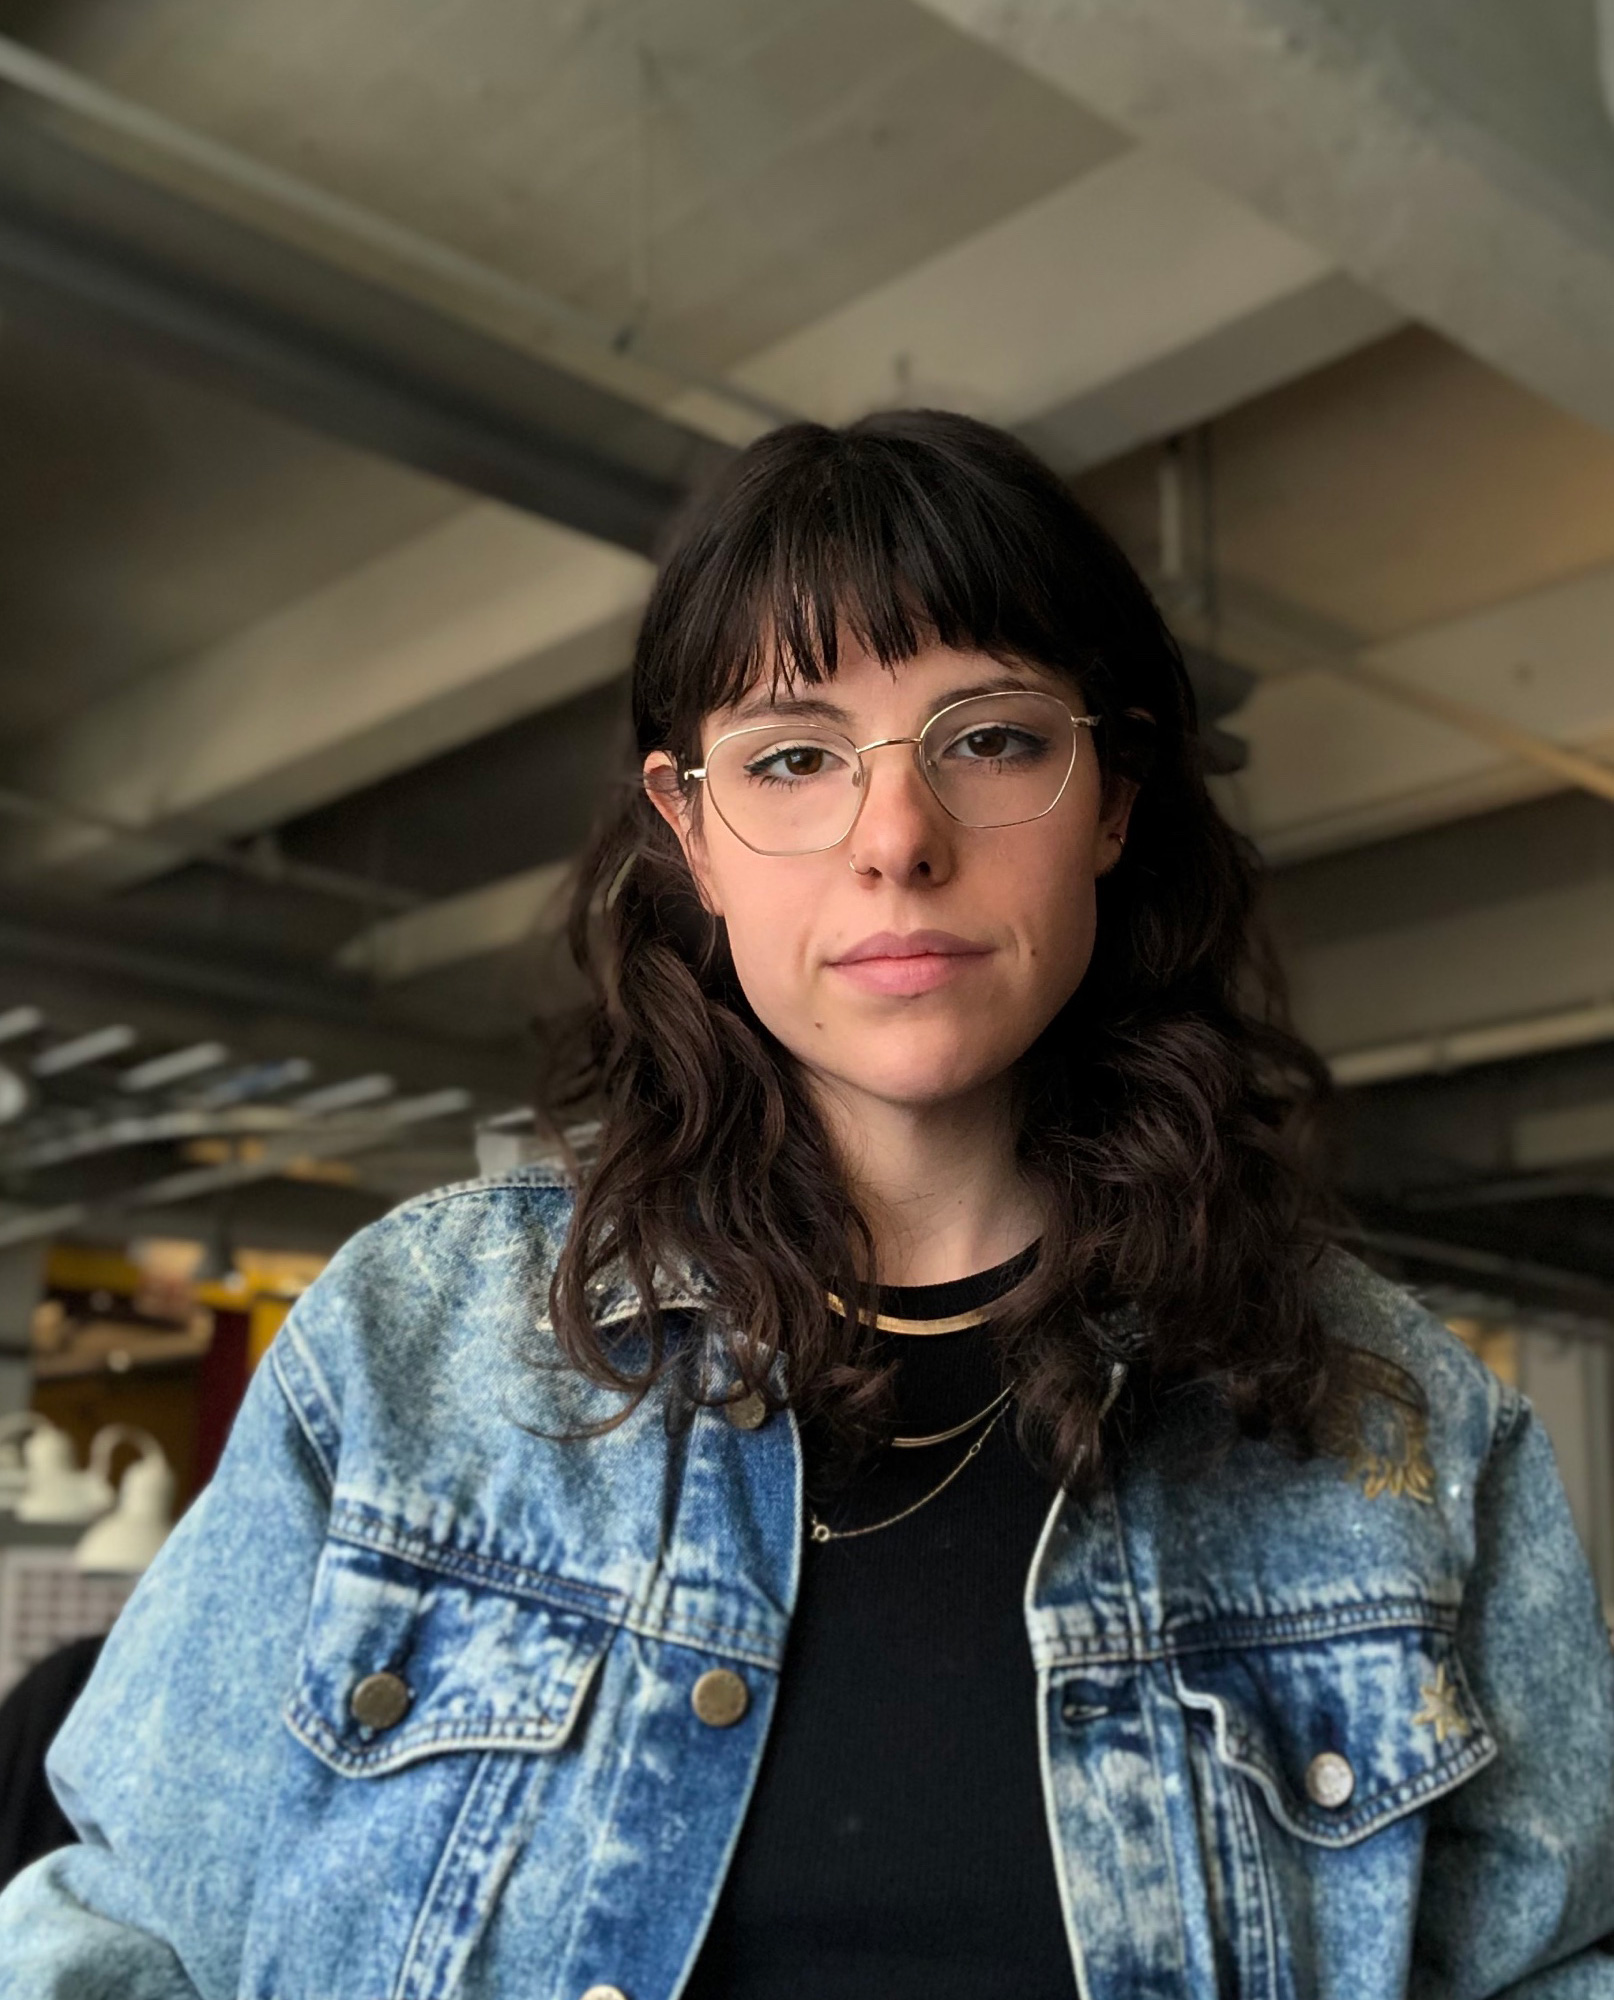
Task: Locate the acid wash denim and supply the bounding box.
[2,1169,1612,2000]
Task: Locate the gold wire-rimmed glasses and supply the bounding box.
[679,690,1099,857]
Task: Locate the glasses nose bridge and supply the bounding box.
[846,730,936,818]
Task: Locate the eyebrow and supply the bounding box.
[727,675,1050,728]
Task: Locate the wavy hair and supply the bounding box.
[542,408,1358,1494]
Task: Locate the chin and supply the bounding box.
[818,1032,1021,1110]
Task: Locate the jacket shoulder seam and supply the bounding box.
[382,1166,575,1220]
[270,1323,339,1493]
[1485,1377,1529,1458]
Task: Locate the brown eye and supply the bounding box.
[738,739,845,785]
[937,722,1048,766]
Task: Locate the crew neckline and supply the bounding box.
[874,1241,1038,1325]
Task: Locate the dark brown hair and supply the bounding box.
[542,408,1351,1493]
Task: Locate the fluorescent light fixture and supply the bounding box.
[0,1006,42,1045]
[0,1064,27,1125]
[32,1024,138,1076]
[291,1074,395,1115]
[119,1042,230,1092]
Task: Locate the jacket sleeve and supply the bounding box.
[0,1295,340,1999]
[1412,1388,1614,1998]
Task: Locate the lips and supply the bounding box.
[827,930,992,997]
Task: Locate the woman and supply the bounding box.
[3,411,1611,1999]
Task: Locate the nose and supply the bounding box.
[845,742,955,885]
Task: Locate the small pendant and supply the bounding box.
[809,1517,833,1543]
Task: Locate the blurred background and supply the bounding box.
[0,0,1611,1676]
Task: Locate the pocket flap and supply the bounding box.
[1171,1624,1497,1846]
[285,1537,615,1778]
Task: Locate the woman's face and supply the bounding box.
[646,639,1135,1117]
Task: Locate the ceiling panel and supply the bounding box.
[1078,326,1614,644]
[8,0,1127,369]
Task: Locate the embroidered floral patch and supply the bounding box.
[1343,1396,1435,1505]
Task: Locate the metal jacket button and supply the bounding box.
[723,1384,768,1430]
[1305,1750,1355,1809]
[579,1987,629,2000]
[691,1667,749,1727]
[349,1671,412,1731]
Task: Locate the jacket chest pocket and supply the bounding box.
[1169,1622,1498,1999]
[259,1532,619,2000]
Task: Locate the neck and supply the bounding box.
[811,1073,1041,1287]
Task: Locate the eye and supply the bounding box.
[939,723,1049,765]
[741,740,849,783]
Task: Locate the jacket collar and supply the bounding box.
[532,1261,717,1337]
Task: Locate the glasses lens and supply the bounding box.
[920,692,1077,828]
[705,726,862,854]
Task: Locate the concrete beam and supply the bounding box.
[336,861,573,985]
[1,506,651,890]
[674,147,1399,463]
[1294,864,1614,1077]
[0,113,729,548]
[917,0,1614,438]
[1215,563,1614,860]
[1269,789,1614,1070]
[1019,269,1397,473]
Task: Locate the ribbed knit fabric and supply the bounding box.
[682,1250,1078,2000]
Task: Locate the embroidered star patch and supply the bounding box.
[1412,1663,1470,1744]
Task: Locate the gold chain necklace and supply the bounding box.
[804,1362,1128,1546]
[809,1274,1023,1541]
[807,1394,1013,1544]
[824,1284,1008,1446]
[891,1384,1012,1448]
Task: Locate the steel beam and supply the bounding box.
[0,117,729,556]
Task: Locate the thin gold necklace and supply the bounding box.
[807,1396,1012,1544]
[824,1285,1008,1444]
[805,1362,1129,1545]
[891,1383,1013,1448]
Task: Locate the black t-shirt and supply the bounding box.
[683,1251,1079,2000]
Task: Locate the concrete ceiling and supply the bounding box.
[1074,325,1614,861]
[6,0,1126,369]
[0,0,1611,1262]
[917,0,1614,436]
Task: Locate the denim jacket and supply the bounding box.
[2,1167,1612,2000]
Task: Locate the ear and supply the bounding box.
[1095,775,1140,877]
[643,751,724,916]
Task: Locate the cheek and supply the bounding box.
[1015,899,1099,1055]
[1009,820,1102,988]
[708,858,817,1025]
